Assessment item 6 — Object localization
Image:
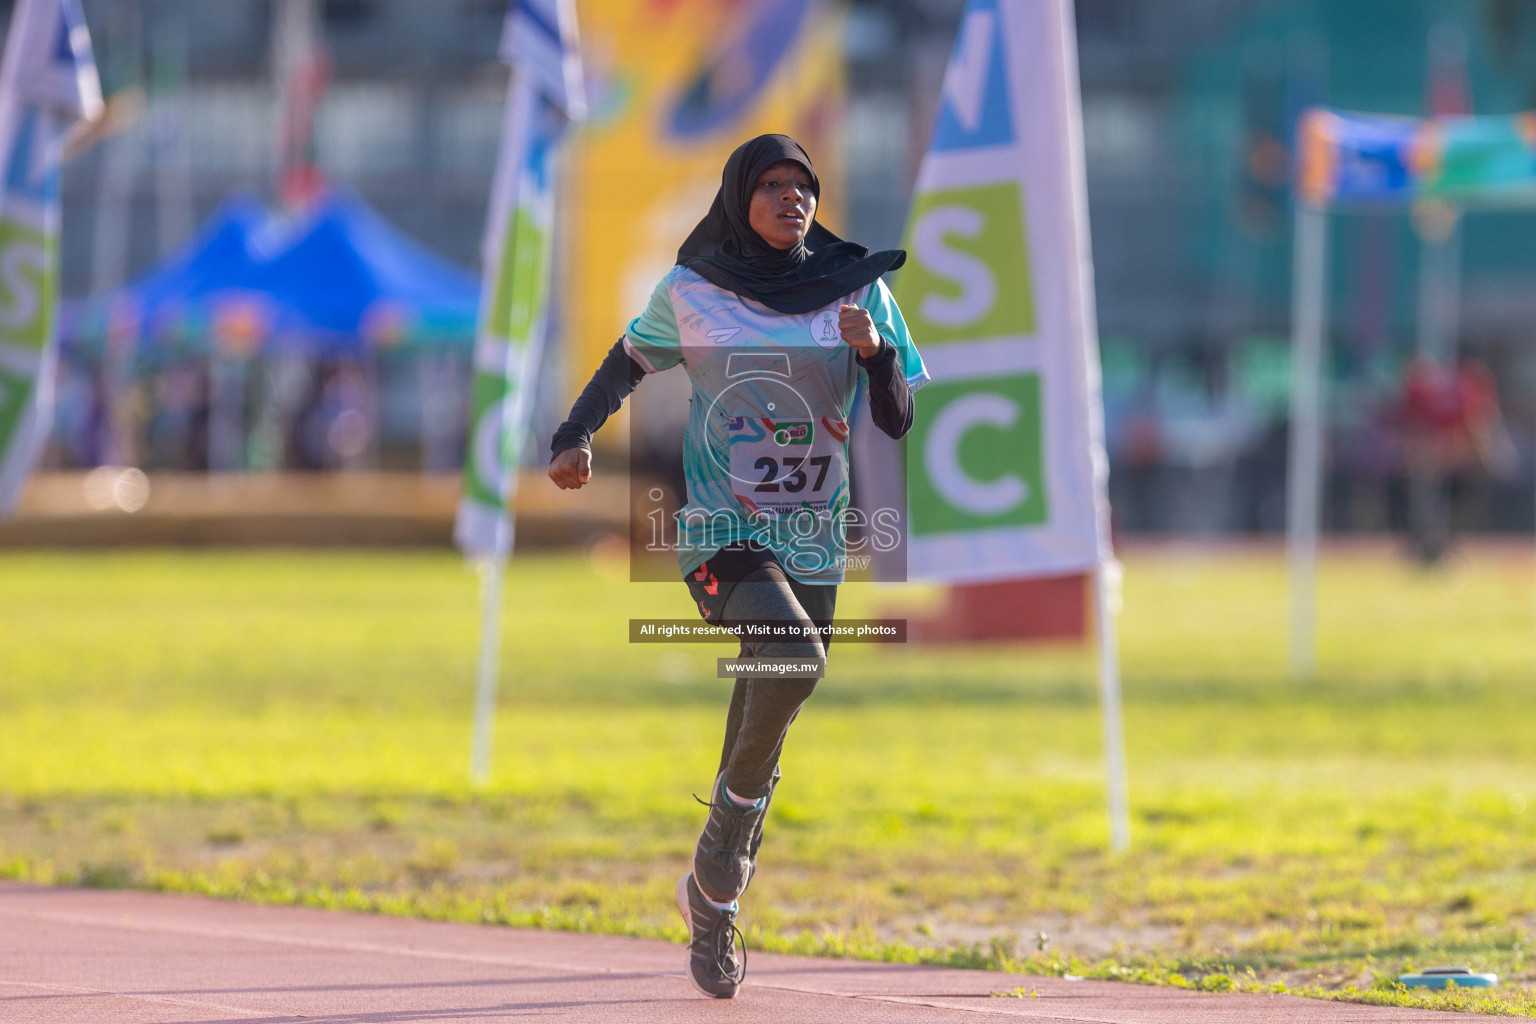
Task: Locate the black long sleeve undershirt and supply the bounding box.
[856,337,915,439]
[549,338,645,457]
[548,335,915,459]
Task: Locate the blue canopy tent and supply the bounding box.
[62,195,271,362]
[242,194,481,356]
[63,192,480,471]
[67,191,480,359]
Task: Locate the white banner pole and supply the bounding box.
[469,552,506,785]
[1287,201,1328,675]
[461,66,527,789]
[1054,0,1128,851]
[1416,215,1461,362]
[1093,558,1128,852]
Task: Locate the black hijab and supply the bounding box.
[676,134,906,315]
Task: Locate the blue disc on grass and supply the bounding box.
[1398,967,1498,989]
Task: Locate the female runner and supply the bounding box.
[549,133,927,998]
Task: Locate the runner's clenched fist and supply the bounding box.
[838,305,881,360]
[548,446,591,489]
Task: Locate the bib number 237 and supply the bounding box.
[728,416,845,515]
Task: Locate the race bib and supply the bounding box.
[727,414,848,521]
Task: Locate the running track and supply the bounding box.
[0,883,1487,1022]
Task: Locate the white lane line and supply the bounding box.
[0,904,1173,1021]
[0,978,277,1018]
[0,905,678,979]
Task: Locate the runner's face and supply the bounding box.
[747,160,816,249]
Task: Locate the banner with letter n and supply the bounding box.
[0,0,101,516]
[454,0,584,560]
[896,0,1127,851]
[895,0,1110,584]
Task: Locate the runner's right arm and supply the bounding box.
[549,337,648,459]
[550,275,682,489]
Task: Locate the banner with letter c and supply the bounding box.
[895,0,1108,583]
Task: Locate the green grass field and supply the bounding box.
[2,544,1535,1015]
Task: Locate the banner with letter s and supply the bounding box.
[896,0,1109,582]
[0,0,101,515]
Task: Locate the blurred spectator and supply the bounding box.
[1396,354,1516,563]
[145,362,208,470]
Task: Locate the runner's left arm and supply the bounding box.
[859,279,931,440]
[858,339,913,439]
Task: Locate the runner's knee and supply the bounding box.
[726,567,825,662]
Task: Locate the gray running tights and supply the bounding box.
[714,565,829,799]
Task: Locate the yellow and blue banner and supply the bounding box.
[0,0,100,515]
[566,0,842,400]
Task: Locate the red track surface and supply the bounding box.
[0,883,1484,1022]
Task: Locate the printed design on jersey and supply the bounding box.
[634,267,926,583]
[809,308,842,349]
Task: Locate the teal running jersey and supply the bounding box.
[625,266,928,584]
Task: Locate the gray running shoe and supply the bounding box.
[692,772,769,903]
[675,872,745,999]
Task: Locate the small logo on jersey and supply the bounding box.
[810,310,841,350]
[771,420,813,446]
[707,326,742,345]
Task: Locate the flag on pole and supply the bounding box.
[896,0,1128,850]
[0,0,101,516]
[455,0,584,559]
[894,0,1109,583]
[458,0,583,784]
